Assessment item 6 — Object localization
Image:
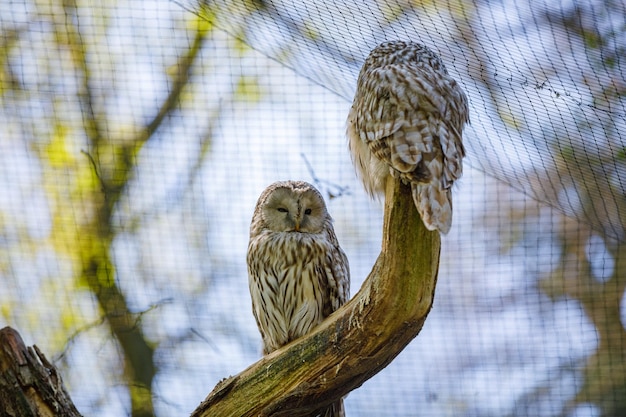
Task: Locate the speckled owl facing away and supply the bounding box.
[247,181,349,417]
[347,40,469,234]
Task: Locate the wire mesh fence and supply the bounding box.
[1,0,625,416]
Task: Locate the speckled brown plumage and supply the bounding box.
[247,180,349,417]
[347,40,469,234]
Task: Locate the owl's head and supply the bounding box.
[360,40,444,74]
[255,181,330,234]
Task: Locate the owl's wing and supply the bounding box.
[357,63,468,185]
[318,230,350,318]
[332,245,350,306]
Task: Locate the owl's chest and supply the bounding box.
[259,232,324,266]
[265,238,326,294]
[260,234,329,322]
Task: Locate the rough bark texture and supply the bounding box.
[0,327,82,417]
[192,177,441,417]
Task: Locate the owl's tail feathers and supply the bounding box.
[412,183,452,234]
[317,398,345,417]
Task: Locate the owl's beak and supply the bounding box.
[294,220,300,232]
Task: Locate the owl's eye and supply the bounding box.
[277,207,288,213]
[304,208,312,215]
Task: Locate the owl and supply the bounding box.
[347,40,469,234]
[247,180,349,417]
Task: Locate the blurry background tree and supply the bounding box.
[499,4,626,416]
[1,1,624,417]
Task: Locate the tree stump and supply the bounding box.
[0,326,81,417]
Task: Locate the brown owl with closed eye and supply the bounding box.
[247,180,349,417]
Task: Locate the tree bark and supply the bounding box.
[0,327,82,417]
[192,177,441,416]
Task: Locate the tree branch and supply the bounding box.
[192,176,441,416]
[0,327,82,417]
[140,21,209,143]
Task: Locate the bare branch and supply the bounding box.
[139,25,209,142]
[300,153,350,200]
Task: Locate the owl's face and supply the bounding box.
[260,185,328,234]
